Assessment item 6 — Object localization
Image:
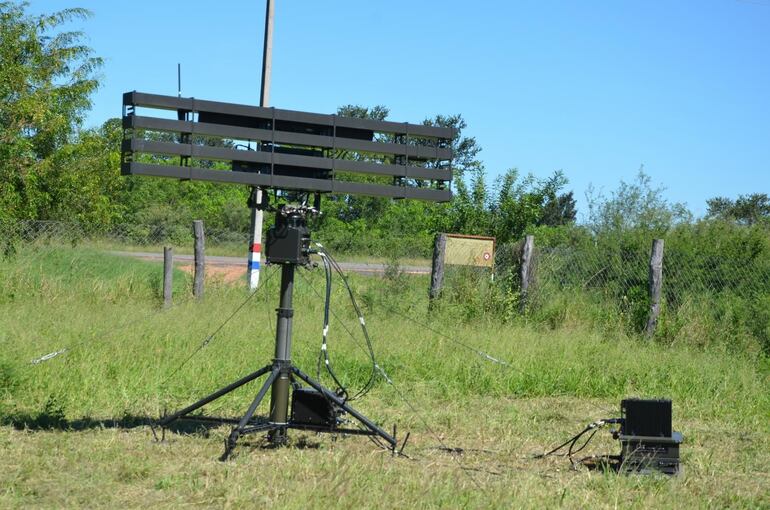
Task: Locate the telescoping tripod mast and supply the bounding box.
[158,205,397,456]
[121,91,453,457]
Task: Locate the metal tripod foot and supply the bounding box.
[221,366,281,459]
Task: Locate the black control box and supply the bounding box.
[619,432,683,475]
[265,213,311,265]
[621,398,672,437]
[619,398,682,475]
[290,388,338,429]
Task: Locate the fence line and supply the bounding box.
[4,220,769,351]
[0,220,432,259]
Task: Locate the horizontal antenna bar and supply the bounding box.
[122,162,451,202]
[125,115,452,160]
[123,139,451,181]
[124,91,455,140]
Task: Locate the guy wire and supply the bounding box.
[30,292,176,366]
[159,265,278,389]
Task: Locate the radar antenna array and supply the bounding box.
[121,91,454,457]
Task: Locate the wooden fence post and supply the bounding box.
[645,238,664,337]
[163,246,173,308]
[429,233,447,305]
[193,220,205,299]
[520,235,535,312]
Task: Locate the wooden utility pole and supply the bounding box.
[519,235,535,312]
[247,0,275,290]
[645,239,664,337]
[163,246,173,308]
[193,220,205,299]
[429,233,447,304]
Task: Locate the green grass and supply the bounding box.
[0,247,768,508]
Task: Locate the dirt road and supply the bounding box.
[109,251,430,278]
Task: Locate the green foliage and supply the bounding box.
[658,220,770,354]
[0,1,102,222]
[430,170,770,357]
[707,193,770,226]
[422,113,483,178]
[444,168,576,247]
[586,168,691,237]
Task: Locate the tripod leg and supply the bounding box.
[160,364,272,427]
[222,367,281,460]
[235,367,281,431]
[291,366,396,447]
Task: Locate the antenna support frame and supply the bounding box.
[158,206,397,458]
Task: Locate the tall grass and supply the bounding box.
[0,246,767,431]
[2,246,770,508]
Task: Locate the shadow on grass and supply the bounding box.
[0,411,323,449]
[0,411,230,436]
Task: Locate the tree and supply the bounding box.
[706,193,770,226]
[586,168,691,236]
[490,169,573,242]
[0,1,102,221]
[422,114,482,178]
[317,107,483,238]
[538,190,576,227]
[319,105,391,225]
[33,118,123,225]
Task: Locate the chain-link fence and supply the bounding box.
[484,235,770,354]
[530,242,770,308]
[0,220,249,253]
[4,220,769,353]
[0,220,434,260]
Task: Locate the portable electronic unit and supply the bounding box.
[265,211,312,265]
[290,388,340,429]
[618,398,682,475]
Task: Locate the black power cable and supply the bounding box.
[315,250,349,400]
[313,243,378,401]
[297,270,372,360]
[535,418,623,468]
[302,244,485,490]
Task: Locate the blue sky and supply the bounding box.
[34,0,770,217]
